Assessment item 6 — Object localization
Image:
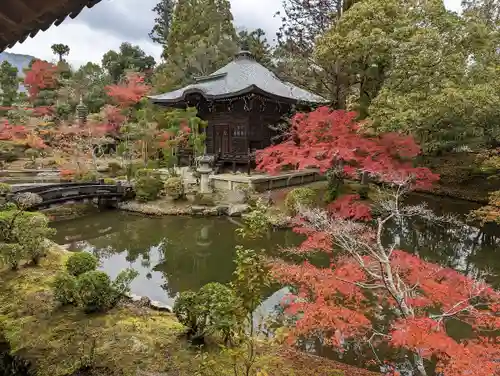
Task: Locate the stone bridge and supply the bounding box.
[7,181,134,210]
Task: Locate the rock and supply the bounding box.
[190,206,207,215]
[228,203,250,217]
[215,204,229,215]
[127,293,143,303]
[202,207,219,216]
[149,300,173,312]
[138,296,151,307]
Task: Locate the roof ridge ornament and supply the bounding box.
[235,40,254,60]
[193,72,227,82]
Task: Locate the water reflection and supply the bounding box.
[52,212,300,306]
[51,195,500,372]
[389,194,500,288]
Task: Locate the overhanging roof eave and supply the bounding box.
[148,85,329,106]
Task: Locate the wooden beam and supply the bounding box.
[0,0,37,24]
[0,0,103,52]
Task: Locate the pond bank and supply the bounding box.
[0,245,379,376]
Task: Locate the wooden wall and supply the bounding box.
[196,97,291,158]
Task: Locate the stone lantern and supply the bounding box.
[196,155,214,194]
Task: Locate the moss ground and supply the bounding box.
[0,248,379,376]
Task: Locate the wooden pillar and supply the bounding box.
[247,148,251,176]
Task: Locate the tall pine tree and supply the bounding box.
[149,0,176,59]
[0,61,18,107]
[156,0,237,91]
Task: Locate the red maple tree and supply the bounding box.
[273,187,500,376]
[0,120,27,141]
[256,107,438,189]
[105,72,150,108]
[257,108,499,375]
[23,60,58,98]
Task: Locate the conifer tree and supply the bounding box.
[157,0,237,90]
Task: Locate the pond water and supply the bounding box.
[51,211,303,312]
[50,193,500,371]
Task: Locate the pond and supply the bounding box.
[50,193,500,371]
[51,211,303,313]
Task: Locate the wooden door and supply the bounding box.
[214,125,230,155]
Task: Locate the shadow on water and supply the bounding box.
[50,194,500,373]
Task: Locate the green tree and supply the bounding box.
[71,62,111,113]
[365,0,500,152]
[276,0,359,105]
[0,61,19,107]
[156,0,237,90]
[102,43,156,83]
[237,28,273,67]
[149,0,176,58]
[51,43,70,62]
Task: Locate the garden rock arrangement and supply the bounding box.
[124,293,173,312]
[118,200,250,217]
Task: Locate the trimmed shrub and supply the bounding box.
[12,212,54,265]
[135,176,163,202]
[164,176,185,200]
[76,270,114,313]
[173,291,201,337]
[76,171,99,182]
[103,177,117,185]
[66,252,98,277]
[284,187,316,215]
[107,161,123,177]
[135,168,161,179]
[52,272,78,305]
[195,282,243,344]
[0,183,11,196]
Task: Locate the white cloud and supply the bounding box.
[5,0,463,68]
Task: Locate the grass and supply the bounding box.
[0,249,186,376]
[0,246,380,376]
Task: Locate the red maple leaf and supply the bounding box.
[256,107,439,189]
[23,60,58,98]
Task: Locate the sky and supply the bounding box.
[6,0,463,68]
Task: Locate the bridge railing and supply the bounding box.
[13,181,108,194]
[7,180,134,209]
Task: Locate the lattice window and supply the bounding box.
[232,124,246,137]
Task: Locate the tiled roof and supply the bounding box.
[149,50,329,105]
[0,0,102,52]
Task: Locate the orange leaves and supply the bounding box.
[23,60,58,98]
[25,133,47,149]
[256,107,439,188]
[391,318,500,376]
[0,120,27,141]
[390,317,449,358]
[105,72,150,107]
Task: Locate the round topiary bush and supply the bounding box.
[76,270,114,313]
[65,252,98,277]
[164,176,185,200]
[52,272,78,305]
[284,187,316,215]
[135,176,163,202]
